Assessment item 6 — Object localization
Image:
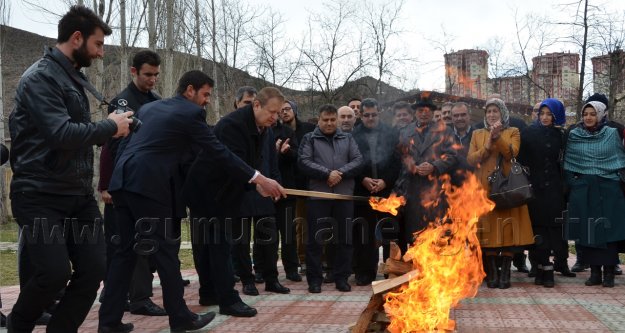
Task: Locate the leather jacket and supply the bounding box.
[9,47,117,196]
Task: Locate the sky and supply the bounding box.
[5,0,625,91]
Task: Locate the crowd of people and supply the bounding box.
[3,5,625,333]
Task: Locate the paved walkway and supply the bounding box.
[0,258,624,332]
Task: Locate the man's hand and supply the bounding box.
[276,138,291,154]
[416,162,434,176]
[327,170,343,187]
[371,179,386,193]
[100,190,113,204]
[108,111,134,138]
[402,156,418,174]
[362,177,377,192]
[253,173,287,199]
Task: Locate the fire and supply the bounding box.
[383,173,494,332]
[369,193,406,216]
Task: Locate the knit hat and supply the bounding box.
[539,98,566,126]
[286,100,298,116]
[582,101,607,122]
[483,98,510,128]
[586,93,609,109]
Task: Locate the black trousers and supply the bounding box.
[190,214,241,307]
[306,199,353,285]
[352,204,396,281]
[231,216,279,284]
[10,191,106,333]
[528,226,569,266]
[254,200,299,275]
[103,203,155,309]
[99,191,193,329]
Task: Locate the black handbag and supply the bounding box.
[487,145,534,209]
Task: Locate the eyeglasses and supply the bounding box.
[362,113,378,118]
[281,107,292,112]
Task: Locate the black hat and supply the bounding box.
[586,93,609,109]
[410,93,437,110]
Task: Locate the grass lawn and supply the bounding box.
[0,219,196,286]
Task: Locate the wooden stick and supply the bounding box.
[351,293,385,333]
[371,269,420,295]
[284,188,372,201]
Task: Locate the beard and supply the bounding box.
[72,43,93,68]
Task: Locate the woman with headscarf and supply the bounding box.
[563,101,625,288]
[518,98,570,288]
[468,98,535,289]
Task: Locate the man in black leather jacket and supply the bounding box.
[8,6,132,333]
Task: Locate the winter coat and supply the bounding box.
[518,125,566,227]
[467,127,534,248]
[298,127,363,196]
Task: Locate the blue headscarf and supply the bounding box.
[535,98,565,127]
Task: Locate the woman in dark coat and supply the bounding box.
[519,98,568,288]
[563,101,625,288]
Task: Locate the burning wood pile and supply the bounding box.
[351,174,495,333]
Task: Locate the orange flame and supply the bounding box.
[383,173,495,332]
[369,193,406,216]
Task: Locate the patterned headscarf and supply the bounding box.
[483,98,510,129]
[580,101,607,132]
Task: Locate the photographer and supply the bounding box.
[8,6,132,332]
[98,50,165,317]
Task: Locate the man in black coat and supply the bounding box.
[352,98,401,286]
[280,101,315,270]
[98,49,165,317]
[185,87,290,317]
[98,71,285,332]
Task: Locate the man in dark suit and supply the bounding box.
[98,71,285,333]
[186,87,289,312]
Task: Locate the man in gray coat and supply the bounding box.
[298,104,363,293]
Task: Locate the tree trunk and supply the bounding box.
[194,0,202,70]
[120,0,128,91]
[576,0,589,121]
[0,24,7,222]
[148,0,156,50]
[164,0,174,96]
[211,0,219,123]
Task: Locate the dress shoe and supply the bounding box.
[615,265,623,275]
[355,276,372,286]
[199,296,219,306]
[286,271,303,282]
[130,299,167,316]
[35,312,51,325]
[170,312,216,333]
[242,282,259,296]
[335,280,351,292]
[254,272,265,284]
[182,279,191,286]
[219,301,257,317]
[571,261,589,272]
[323,272,335,284]
[266,281,290,294]
[97,322,134,333]
[554,261,576,277]
[308,284,321,293]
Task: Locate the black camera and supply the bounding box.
[115,99,142,133]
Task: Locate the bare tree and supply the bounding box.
[250,9,304,88]
[511,10,555,105]
[119,0,128,90]
[164,0,174,96]
[301,0,368,104]
[361,0,406,98]
[0,0,10,221]
[148,0,156,49]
